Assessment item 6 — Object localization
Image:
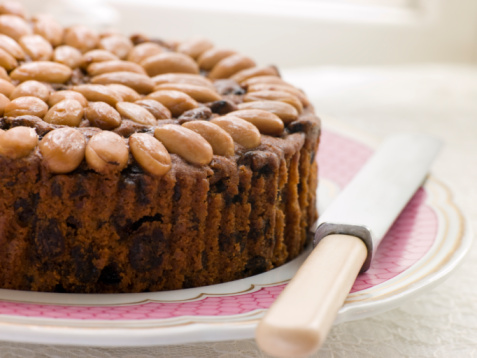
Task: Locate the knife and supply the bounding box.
[255,133,442,358]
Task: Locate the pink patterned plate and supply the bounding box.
[0,124,471,347]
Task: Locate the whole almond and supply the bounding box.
[18,35,53,61]
[91,71,154,94]
[243,90,303,113]
[241,75,290,88]
[107,84,141,102]
[197,48,236,71]
[237,100,298,124]
[146,90,198,117]
[0,126,38,159]
[141,52,199,77]
[0,34,25,59]
[49,90,88,108]
[135,99,171,120]
[177,37,214,59]
[154,83,221,103]
[0,1,27,18]
[72,84,122,106]
[0,78,14,97]
[210,115,261,149]
[208,54,255,80]
[53,45,82,68]
[151,73,215,90]
[85,131,128,173]
[154,124,213,165]
[44,99,84,127]
[0,14,31,41]
[231,109,284,136]
[129,133,171,176]
[231,66,280,84]
[10,80,50,102]
[32,15,64,47]
[247,83,310,106]
[39,128,86,174]
[85,101,122,130]
[10,61,72,83]
[5,96,48,118]
[63,25,99,53]
[182,120,234,156]
[0,92,9,115]
[99,34,133,59]
[87,60,146,76]
[0,47,17,70]
[0,67,8,81]
[127,42,163,64]
[116,101,156,126]
[81,49,119,68]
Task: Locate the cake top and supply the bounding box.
[0,1,312,176]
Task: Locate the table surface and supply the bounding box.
[1,65,476,357]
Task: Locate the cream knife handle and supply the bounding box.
[256,234,367,358]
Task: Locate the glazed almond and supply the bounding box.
[5,96,48,118]
[182,120,234,156]
[241,75,290,88]
[243,90,303,113]
[44,99,84,127]
[63,25,99,53]
[39,128,86,174]
[231,109,284,136]
[107,84,141,102]
[81,49,119,68]
[0,34,25,59]
[0,14,31,41]
[127,42,164,64]
[208,54,256,80]
[177,37,214,59]
[10,61,72,83]
[129,133,171,176]
[154,83,221,103]
[197,48,236,71]
[99,34,133,59]
[32,15,63,47]
[86,131,128,173]
[91,71,154,94]
[87,60,146,76]
[72,84,122,106]
[210,115,261,149]
[53,45,82,69]
[146,90,198,117]
[247,83,310,106]
[154,124,213,165]
[0,78,14,97]
[49,90,88,108]
[116,102,156,126]
[141,52,199,77]
[231,66,280,84]
[0,92,9,115]
[10,80,50,102]
[85,101,122,130]
[135,99,171,120]
[0,126,38,159]
[0,47,17,70]
[18,35,53,61]
[0,1,27,18]
[237,100,298,124]
[151,73,215,90]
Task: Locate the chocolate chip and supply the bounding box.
[177,106,212,124]
[207,100,237,115]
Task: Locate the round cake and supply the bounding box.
[0,1,320,293]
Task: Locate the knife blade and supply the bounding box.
[255,133,442,358]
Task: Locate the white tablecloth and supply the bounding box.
[1,65,476,357]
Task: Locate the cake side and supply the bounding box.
[0,1,321,293]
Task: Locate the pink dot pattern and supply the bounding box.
[0,130,438,321]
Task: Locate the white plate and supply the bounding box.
[0,124,471,346]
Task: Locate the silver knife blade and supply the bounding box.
[314,133,442,271]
